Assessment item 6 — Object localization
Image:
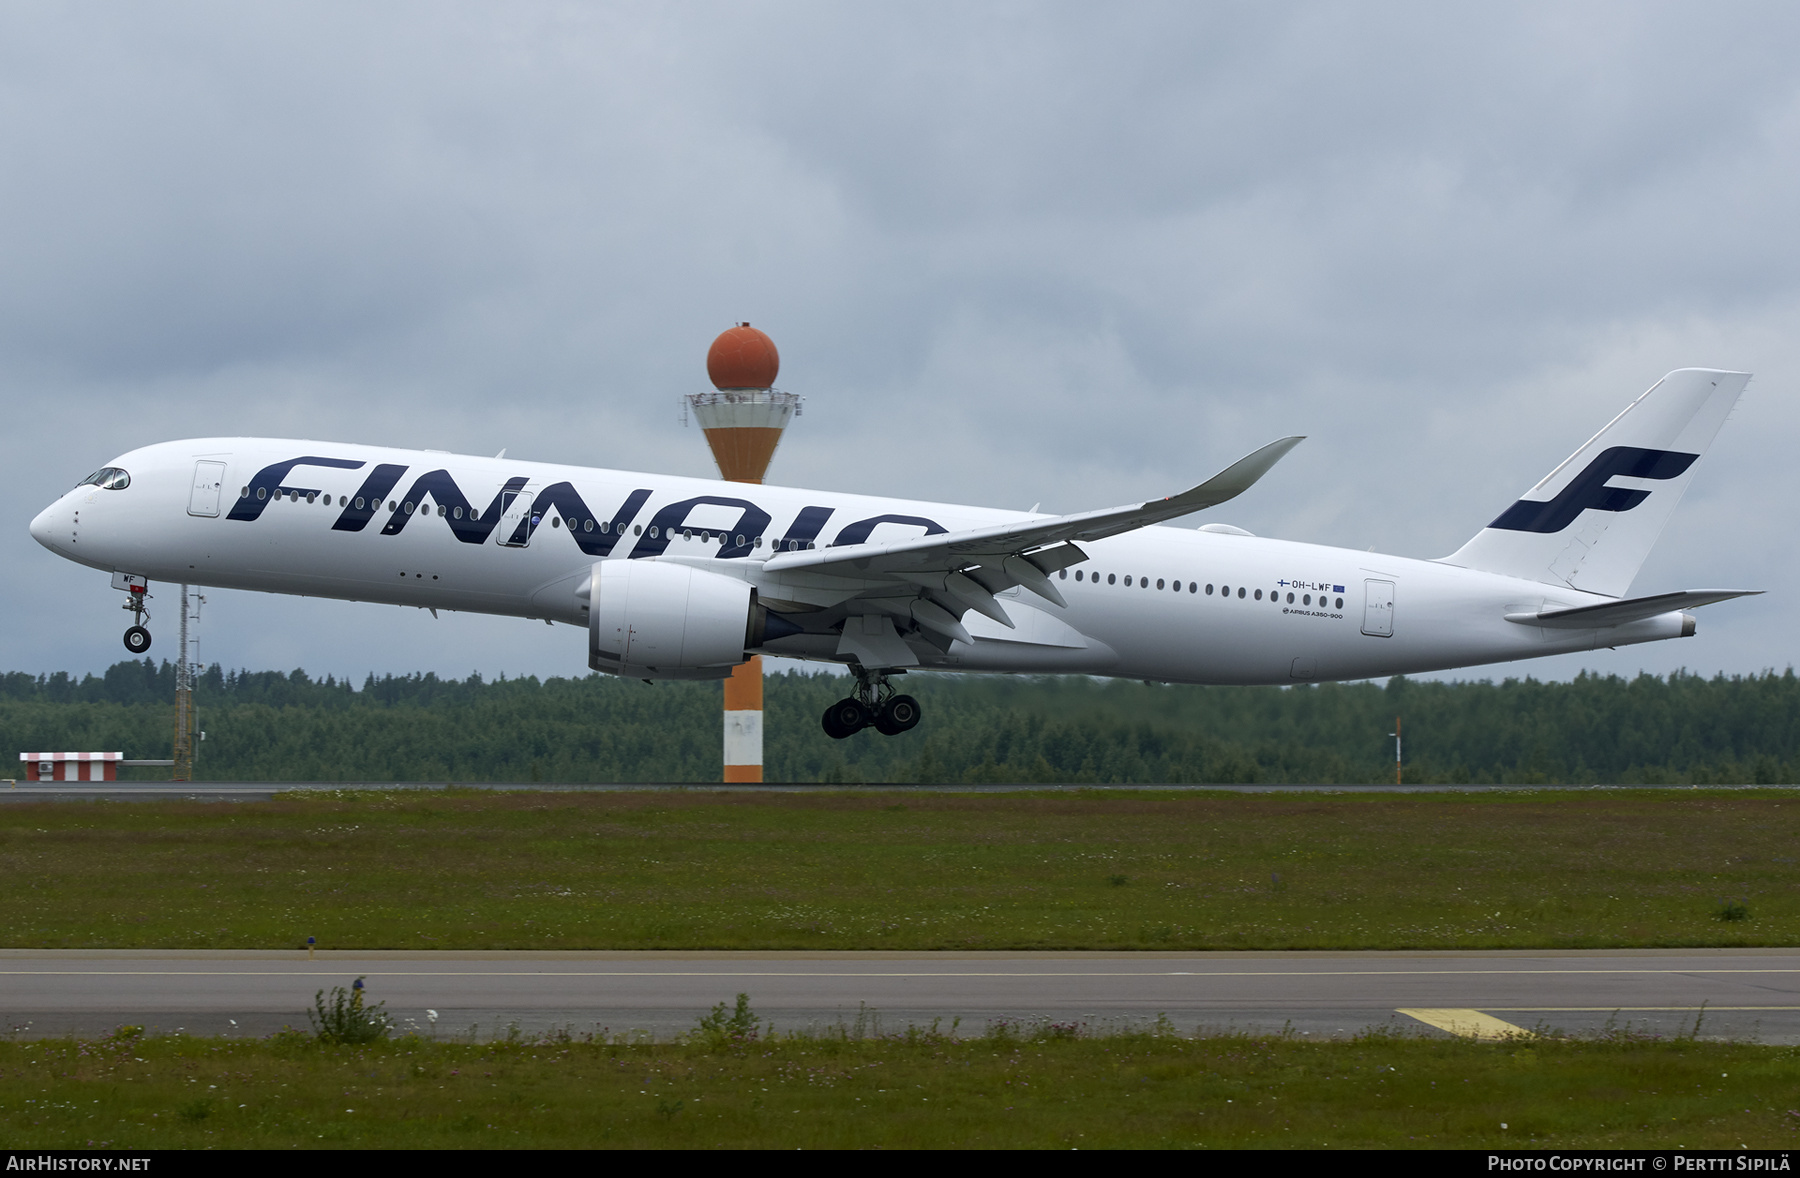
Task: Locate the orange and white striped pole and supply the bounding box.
[723,656,764,783]
[687,323,800,783]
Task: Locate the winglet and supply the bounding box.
[1162,436,1305,514]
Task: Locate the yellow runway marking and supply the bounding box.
[1484,1006,1800,1012]
[1398,1008,1534,1040]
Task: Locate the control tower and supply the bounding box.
[686,323,801,782]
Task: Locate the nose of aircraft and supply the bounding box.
[29,500,60,551]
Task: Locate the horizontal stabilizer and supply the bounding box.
[1504,589,1760,629]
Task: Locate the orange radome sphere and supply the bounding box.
[706,323,780,390]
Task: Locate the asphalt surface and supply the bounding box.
[4,782,1797,802]
[2,948,1796,1043]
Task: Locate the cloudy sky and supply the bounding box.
[5,2,1797,687]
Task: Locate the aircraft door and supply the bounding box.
[1362,579,1395,637]
[187,461,227,517]
[497,490,536,548]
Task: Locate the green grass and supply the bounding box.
[0,789,1795,950]
[2,1024,1795,1149]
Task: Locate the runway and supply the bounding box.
[2,948,1796,1043]
[3,782,1795,801]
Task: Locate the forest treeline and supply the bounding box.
[1,659,1796,784]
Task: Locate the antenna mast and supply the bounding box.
[172,586,202,782]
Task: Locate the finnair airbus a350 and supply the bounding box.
[29,369,1757,738]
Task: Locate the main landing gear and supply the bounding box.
[821,665,922,739]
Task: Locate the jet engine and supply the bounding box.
[586,559,774,680]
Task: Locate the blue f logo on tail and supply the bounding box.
[1488,446,1697,534]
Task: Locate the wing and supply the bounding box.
[763,435,1303,582]
[746,436,1303,656]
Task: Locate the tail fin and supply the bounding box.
[1442,368,1749,597]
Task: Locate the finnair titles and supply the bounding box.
[30,369,1759,738]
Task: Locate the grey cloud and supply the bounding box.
[3,2,1796,686]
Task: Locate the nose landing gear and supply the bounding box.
[114,573,152,654]
[820,665,922,739]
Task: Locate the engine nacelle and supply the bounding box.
[586,560,766,680]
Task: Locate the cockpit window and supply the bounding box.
[77,467,130,491]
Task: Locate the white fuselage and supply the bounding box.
[29,437,1690,684]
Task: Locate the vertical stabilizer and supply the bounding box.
[1441,368,1748,597]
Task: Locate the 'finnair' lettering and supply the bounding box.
[778,505,835,551]
[332,464,410,532]
[629,496,773,559]
[831,514,949,547]
[377,475,652,556]
[227,457,366,521]
[227,454,949,559]
[525,483,651,556]
[378,471,531,544]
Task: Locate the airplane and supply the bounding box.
[29,368,1758,739]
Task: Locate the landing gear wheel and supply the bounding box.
[874,694,922,736]
[123,625,151,654]
[821,697,871,740]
